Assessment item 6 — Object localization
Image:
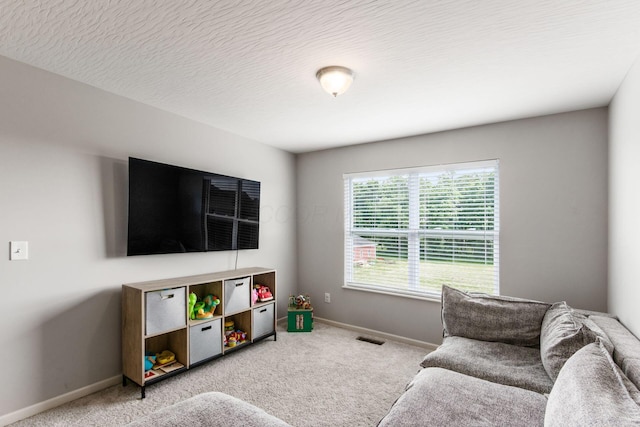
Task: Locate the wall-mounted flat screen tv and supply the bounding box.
[127,157,260,256]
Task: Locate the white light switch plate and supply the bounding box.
[10,241,28,260]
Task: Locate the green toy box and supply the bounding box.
[287,308,313,332]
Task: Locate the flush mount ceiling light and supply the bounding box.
[316,66,354,97]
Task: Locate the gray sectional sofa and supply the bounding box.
[377,286,640,426]
[129,285,640,426]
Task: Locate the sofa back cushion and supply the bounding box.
[540,302,608,381]
[545,341,640,426]
[441,285,550,347]
[590,315,640,392]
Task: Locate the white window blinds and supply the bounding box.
[344,160,499,298]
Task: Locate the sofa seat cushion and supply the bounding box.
[126,392,291,427]
[441,285,550,347]
[378,367,547,427]
[421,336,553,394]
[545,341,640,426]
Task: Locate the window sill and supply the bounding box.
[342,283,442,303]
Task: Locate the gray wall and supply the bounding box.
[609,57,640,337]
[0,56,297,417]
[297,109,608,345]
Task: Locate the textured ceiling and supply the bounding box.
[1,1,640,153]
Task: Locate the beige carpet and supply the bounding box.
[10,321,429,426]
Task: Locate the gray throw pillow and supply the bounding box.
[441,285,550,347]
[540,302,599,381]
[582,316,615,353]
[545,341,640,426]
[590,315,640,392]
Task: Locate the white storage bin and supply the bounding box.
[145,287,186,336]
[189,318,222,365]
[253,303,275,339]
[224,277,250,313]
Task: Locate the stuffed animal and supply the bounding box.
[193,294,220,319]
[188,292,197,320]
[203,294,220,313]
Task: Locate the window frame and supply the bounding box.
[343,159,500,301]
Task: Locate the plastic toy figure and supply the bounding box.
[255,284,273,302]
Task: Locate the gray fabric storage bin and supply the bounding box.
[145,287,186,335]
[224,277,250,313]
[253,303,275,339]
[189,318,222,364]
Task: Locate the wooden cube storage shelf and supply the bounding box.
[122,267,277,398]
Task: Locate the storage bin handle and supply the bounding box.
[235,282,243,287]
[161,293,175,300]
[201,325,212,331]
[259,308,267,313]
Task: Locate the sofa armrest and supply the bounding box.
[126,392,291,427]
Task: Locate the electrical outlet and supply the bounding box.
[324,293,331,303]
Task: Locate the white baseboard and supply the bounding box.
[313,317,439,351]
[0,375,121,427]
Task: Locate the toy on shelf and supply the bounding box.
[203,294,220,313]
[155,350,175,366]
[145,350,175,372]
[236,330,247,343]
[144,353,156,371]
[188,292,197,320]
[223,319,248,348]
[225,329,248,348]
[227,334,237,347]
[224,320,235,333]
[255,284,274,302]
[191,294,220,320]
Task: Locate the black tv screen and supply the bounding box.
[127,157,260,256]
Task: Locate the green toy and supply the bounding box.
[188,292,197,320]
[192,294,220,320]
[203,294,220,313]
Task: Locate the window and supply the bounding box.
[344,160,499,299]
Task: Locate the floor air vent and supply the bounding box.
[356,336,385,345]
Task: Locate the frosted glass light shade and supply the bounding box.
[316,66,354,97]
